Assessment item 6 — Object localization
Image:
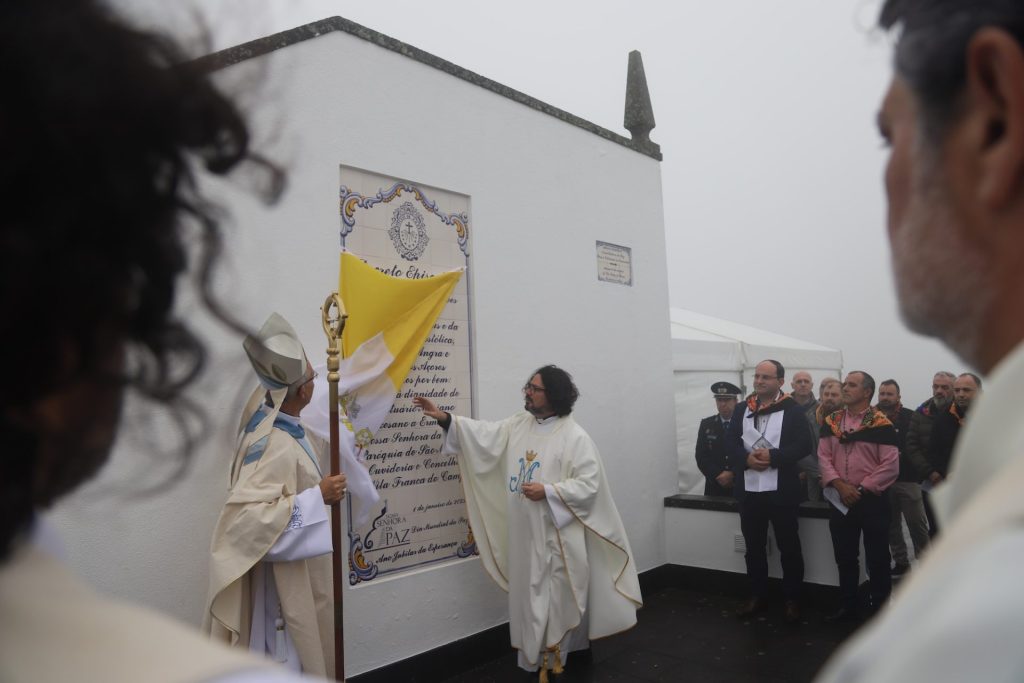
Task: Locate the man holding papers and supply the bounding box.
[818,371,899,623]
[727,360,812,623]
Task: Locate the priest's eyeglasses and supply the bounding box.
[522,383,545,394]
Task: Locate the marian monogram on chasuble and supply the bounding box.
[510,449,542,494]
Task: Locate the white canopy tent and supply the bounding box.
[670,308,844,493]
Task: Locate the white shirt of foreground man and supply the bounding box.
[818,2,1024,681]
[414,365,641,677]
[1,521,317,683]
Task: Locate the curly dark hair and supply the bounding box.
[0,1,278,560]
[531,365,580,417]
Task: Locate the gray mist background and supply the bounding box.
[115,0,966,407]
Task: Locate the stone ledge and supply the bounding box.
[664,493,832,519]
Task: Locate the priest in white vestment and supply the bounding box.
[415,365,642,679]
[204,313,347,678]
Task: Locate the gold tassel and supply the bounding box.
[551,645,564,675]
[538,651,549,683]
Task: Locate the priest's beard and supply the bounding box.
[524,397,552,418]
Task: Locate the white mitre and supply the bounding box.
[243,312,309,391]
[231,313,311,484]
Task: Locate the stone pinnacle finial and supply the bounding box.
[624,50,656,144]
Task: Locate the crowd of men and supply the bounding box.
[694,364,983,623]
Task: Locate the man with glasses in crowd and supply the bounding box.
[414,365,641,681]
[727,360,812,624]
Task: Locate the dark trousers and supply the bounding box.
[828,490,892,611]
[739,493,804,600]
[923,489,940,538]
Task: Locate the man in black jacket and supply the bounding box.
[876,379,928,575]
[905,371,956,537]
[695,381,742,496]
[728,360,812,624]
[927,373,982,483]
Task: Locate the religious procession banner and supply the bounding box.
[333,166,475,585]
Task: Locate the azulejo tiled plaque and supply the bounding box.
[339,166,475,584]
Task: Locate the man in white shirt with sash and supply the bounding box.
[414,365,641,681]
[727,359,811,624]
[204,313,347,678]
[818,2,1024,681]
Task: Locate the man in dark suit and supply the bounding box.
[727,359,812,624]
[695,381,742,496]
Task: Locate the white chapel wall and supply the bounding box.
[46,21,677,677]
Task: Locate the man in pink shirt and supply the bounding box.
[818,371,899,622]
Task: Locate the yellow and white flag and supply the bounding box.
[338,250,462,450]
[305,250,463,525]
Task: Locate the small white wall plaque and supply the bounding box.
[596,240,633,286]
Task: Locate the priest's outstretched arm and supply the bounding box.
[413,395,512,475]
[413,396,451,429]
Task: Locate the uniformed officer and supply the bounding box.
[695,381,743,496]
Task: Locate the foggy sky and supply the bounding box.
[115,0,967,407]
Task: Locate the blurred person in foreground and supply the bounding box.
[0,1,312,681]
[817,1,1024,680]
